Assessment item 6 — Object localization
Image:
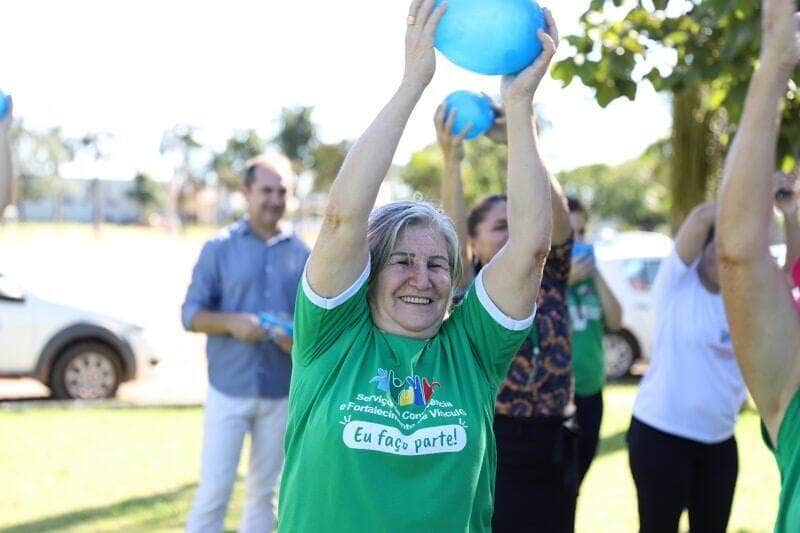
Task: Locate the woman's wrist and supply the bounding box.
[759,50,797,78]
[503,100,534,125]
[399,74,428,97]
[443,150,463,165]
[503,96,533,110]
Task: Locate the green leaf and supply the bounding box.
[552,60,577,86]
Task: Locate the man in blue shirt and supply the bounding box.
[182,155,309,533]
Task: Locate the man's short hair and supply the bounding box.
[243,154,292,189]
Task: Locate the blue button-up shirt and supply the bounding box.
[182,219,309,398]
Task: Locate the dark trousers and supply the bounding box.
[492,414,579,533]
[627,416,738,533]
[575,391,604,487]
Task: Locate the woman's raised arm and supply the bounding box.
[306,0,446,298]
[717,0,800,440]
[481,8,558,320]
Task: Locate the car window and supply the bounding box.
[623,258,662,292]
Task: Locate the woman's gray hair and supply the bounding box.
[367,200,462,294]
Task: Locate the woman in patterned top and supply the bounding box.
[436,94,577,532]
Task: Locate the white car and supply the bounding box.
[0,273,158,399]
[593,231,674,379]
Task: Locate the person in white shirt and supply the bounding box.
[627,200,746,533]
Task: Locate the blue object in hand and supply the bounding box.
[0,90,9,120]
[259,312,293,337]
[443,91,495,140]
[434,0,546,75]
[572,241,595,262]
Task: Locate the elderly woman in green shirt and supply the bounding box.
[277,1,559,531]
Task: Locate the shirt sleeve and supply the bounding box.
[292,258,371,366]
[651,248,695,310]
[181,240,221,331]
[447,269,535,388]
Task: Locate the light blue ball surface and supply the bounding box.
[0,91,8,120]
[434,0,546,75]
[443,91,495,140]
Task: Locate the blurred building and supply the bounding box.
[19,178,166,224]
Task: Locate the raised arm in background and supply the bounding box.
[717,0,800,441]
[435,106,472,290]
[595,272,622,331]
[479,9,559,319]
[484,101,571,248]
[306,0,446,298]
[675,200,716,265]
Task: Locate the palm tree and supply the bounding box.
[160,124,202,230]
[70,132,112,231]
[35,127,74,221]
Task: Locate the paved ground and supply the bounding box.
[0,225,212,406]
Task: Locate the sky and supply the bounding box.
[0,0,672,181]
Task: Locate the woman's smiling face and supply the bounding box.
[370,224,453,339]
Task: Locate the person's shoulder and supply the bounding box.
[208,220,245,243]
[197,221,247,257]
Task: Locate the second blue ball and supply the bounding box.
[443,91,495,141]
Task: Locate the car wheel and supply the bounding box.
[50,342,122,399]
[603,330,641,381]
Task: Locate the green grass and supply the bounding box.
[0,384,781,532]
[0,406,247,533]
[575,383,779,533]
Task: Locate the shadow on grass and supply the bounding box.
[596,428,628,458]
[3,481,201,533]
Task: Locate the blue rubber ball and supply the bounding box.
[443,91,495,140]
[0,90,8,120]
[434,0,546,75]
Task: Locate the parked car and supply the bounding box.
[593,231,674,380]
[0,273,158,399]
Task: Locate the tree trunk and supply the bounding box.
[91,178,102,235]
[670,85,711,234]
[53,174,64,222]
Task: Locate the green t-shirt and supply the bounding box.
[567,277,606,396]
[278,263,533,532]
[762,389,800,533]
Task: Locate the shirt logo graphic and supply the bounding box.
[370,368,441,407]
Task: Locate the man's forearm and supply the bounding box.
[190,310,239,335]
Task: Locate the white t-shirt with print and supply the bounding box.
[632,249,747,444]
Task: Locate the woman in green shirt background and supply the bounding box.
[277,1,559,531]
[716,0,800,531]
[566,197,622,488]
